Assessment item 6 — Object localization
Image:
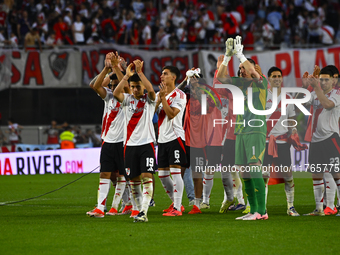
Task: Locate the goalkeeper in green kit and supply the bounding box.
[216,36,268,220]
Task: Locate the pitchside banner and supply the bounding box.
[79,45,199,88]
[0,148,101,175]
[0,49,81,90]
[200,45,340,87]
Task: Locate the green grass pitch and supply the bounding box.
[0,172,338,255]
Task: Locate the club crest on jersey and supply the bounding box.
[49,52,69,80]
[125,168,130,175]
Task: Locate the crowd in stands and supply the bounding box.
[0,0,339,51]
[0,119,102,147]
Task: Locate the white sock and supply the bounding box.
[158,170,174,202]
[284,176,295,209]
[324,173,336,208]
[111,176,126,210]
[313,180,324,211]
[203,173,214,204]
[335,179,340,208]
[236,184,244,205]
[171,167,184,210]
[223,190,227,203]
[128,183,137,211]
[264,178,269,206]
[221,171,234,201]
[122,181,131,205]
[97,178,111,212]
[232,171,244,204]
[130,180,142,211]
[194,198,202,208]
[246,199,250,207]
[141,177,153,214]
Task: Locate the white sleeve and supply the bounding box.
[122,93,130,106]
[171,94,186,111]
[328,90,340,107]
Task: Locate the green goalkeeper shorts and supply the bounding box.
[235,133,266,165]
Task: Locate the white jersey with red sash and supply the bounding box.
[157,88,186,144]
[102,89,124,143]
[306,88,340,143]
[266,89,296,144]
[122,93,156,146]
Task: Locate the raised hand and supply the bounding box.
[158,82,167,99]
[105,52,114,68]
[111,51,119,67]
[225,38,234,57]
[255,64,263,76]
[312,65,321,77]
[302,71,309,88]
[126,63,135,77]
[307,74,318,88]
[233,35,244,58]
[133,59,144,73]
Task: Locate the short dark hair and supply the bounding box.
[326,65,339,76]
[319,67,334,77]
[267,66,282,77]
[247,58,256,66]
[162,66,181,83]
[129,73,141,83]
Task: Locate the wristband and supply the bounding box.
[137,71,143,74]
[236,53,247,64]
[112,65,118,69]
[222,55,231,66]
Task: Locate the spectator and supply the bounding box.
[115,17,126,45]
[172,9,186,27]
[25,0,38,21]
[0,129,8,146]
[32,15,48,45]
[128,20,140,45]
[141,19,151,48]
[7,118,23,145]
[307,10,321,44]
[59,125,75,149]
[84,128,101,147]
[145,0,158,22]
[267,6,283,45]
[86,32,104,45]
[17,10,31,44]
[53,15,70,45]
[64,10,73,27]
[72,14,85,45]
[132,0,144,20]
[24,27,42,51]
[262,19,275,49]
[44,120,61,144]
[101,14,117,42]
[320,21,334,45]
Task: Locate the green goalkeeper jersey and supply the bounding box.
[232,75,268,136]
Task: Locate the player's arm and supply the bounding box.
[93,53,114,99]
[216,38,234,84]
[309,75,335,109]
[113,63,134,103]
[159,82,180,120]
[134,59,156,101]
[111,51,124,81]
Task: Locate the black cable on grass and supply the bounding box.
[0,166,100,206]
